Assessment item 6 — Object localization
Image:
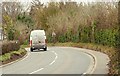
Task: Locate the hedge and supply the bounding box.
[1,41,20,55]
[47,27,119,47]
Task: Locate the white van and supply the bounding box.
[30,30,47,51]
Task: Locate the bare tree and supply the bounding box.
[2,2,23,40]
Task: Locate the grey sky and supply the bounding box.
[1,0,118,12]
[2,0,119,3]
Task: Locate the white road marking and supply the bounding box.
[83,54,93,74]
[89,52,97,74]
[83,73,86,74]
[47,48,49,50]
[29,68,44,74]
[72,47,97,74]
[82,51,97,74]
[1,47,48,67]
[20,48,30,61]
[49,51,58,65]
[29,51,58,74]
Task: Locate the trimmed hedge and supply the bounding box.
[1,41,20,55]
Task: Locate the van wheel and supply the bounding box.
[30,47,33,52]
[44,47,47,51]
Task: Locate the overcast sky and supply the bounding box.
[1,0,118,10]
[2,0,119,3]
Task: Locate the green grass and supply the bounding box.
[12,49,26,55]
[20,44,30,48]
[0,53,11,62]
[0,48,26,62]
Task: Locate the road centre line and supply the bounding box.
[29,51,58,74]
[29,68,44,74]
[49,51,58,65]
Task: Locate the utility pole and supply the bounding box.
[0,3,2,40]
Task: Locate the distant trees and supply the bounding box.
[17,12,34,31]
[2,2,23,40]
[2,2,22,23]
[2,2,33,43]
[30,0,59,31]
[0,3,2,25]
[30,1,118,47]
[1,1,119,47]
[1,1,119,74]
[118,2,120,74]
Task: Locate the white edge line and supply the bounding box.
[82,51,97,74]
[20,49,30,61]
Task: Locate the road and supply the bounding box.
[1,47,109,74]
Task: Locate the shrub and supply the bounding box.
[7,28,15,40]
[18,35,25,45]
[23,40,29,45]
[47,34,53,43]
[1,41,20,55]
[94,29,119,47]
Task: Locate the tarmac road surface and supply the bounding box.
[1,47,109,74]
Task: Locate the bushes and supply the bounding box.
[95,29,119,47]
[79,27,91,43]
[7,28,15,40]
[47,34,52,43]
[47,27,118,47]
[1,41,20,55]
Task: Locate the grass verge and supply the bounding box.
[48,42,118,74]
[0,46,27,65]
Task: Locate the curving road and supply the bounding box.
[1,47,109,74]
